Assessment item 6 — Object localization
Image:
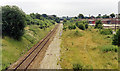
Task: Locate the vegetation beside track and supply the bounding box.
[1,5,60,70]
[2,24,55,69]
[59,20,118,69]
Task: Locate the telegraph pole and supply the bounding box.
[115,18,116,31]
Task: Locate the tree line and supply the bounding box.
[77,13,116,19]
[62,13,116,20]
[2,5,60,40]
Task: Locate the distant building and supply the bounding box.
[78,18,120,24]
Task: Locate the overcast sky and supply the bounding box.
[0,0,119,17]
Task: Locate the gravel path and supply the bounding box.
[39,24,63,69]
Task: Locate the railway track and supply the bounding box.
[7,24,59,71]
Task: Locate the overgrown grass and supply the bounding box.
[2,24,55,69]
[67,29,84,38]
[100,29,113,35]
[99,45,118,53]
[60,26,118,69]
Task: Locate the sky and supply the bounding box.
[0,0,120,17]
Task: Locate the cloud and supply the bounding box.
[0,0,119,17]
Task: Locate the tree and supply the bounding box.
[26,15,33,25]
[2,5,26,40]
[74,16,78,19]
[102,14,109,19]
[30,13,36,19]
[42,14,48,18]
[77,23,85,30]
[78,14,84,19]
[96,16,101,19]
[112,29,120,47]
[35,13,41,19]
[63,19,67,23]
[52,15,56,17]
[95,20,103,29]
[85,23,88,29]
[55,17,60,23]
[110,13,115,18]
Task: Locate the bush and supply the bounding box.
[112,29,120,47]
[63,26,67,31]
[100,29,113,35]
[63,19,67,23]
[78,23,85,30]
[95,20,103,29]
[85,23,88,29]
[68,24,76,30]
[100,45,118,52]
[2,5,26,40]
[76,21,88,30]
[73,63,83,71]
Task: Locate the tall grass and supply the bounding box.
[99,45,118,52]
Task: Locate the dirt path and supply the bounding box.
[39,24,63,69]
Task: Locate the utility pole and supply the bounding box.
[115,14,117,31]
[115,18,116,31]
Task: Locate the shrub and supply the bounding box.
[63,19,67,23]
[85,23,88,29]
[76,21,88,30]
[112,29,120,47]
[68,24,76,30]
[95,20,103,29]
[78,23,85,30]
[100,29,113,35]
[73,63,83,71]
[100,45,118,52]
[63,26,67,31]
[75,21,83,27]
[2,5,26,40]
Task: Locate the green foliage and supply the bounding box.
[42,14,48,18]
[63,26,67,31]
[99,45,118,52]
[26,13,57,29]
[68,24,76,30]
[100,29,113,35]
[2,25,55,70]
[85,23,88,29]
[73,63,83,71]
[102,14,109,19]
[26,15,33,25]
[55,17,60,23]
[63,19,67,23]
[95,20,103,29]
[78,14,84,19]
[78,23,85,30]
[110,13,115,18]
[75,21,88,30]
[112,29,120,47]
[2,5,26,40]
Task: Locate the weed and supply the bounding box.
[73,63,83,71]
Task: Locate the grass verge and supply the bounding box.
[2,24,55,69]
